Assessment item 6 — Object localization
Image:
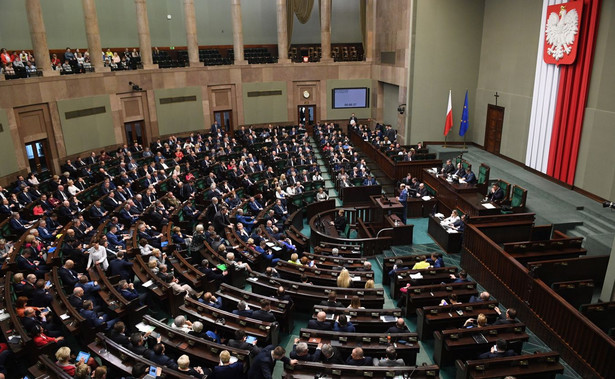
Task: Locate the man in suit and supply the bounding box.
[346,347,372,366]
[128,332,153,357]
[469,291,491,303]
[213,207,232,235]
[349,113,358,125]
[17,249,48,278]
[319,291,343,308]
[462,167,477,184]
[373,346,406,366]
[333,315,355,332]
[58,260,81,288]
[108,251,133,282]
[30,279,52,307]
[320,344,345,364]
[81,300,118,330]
[290,339,322,362]
[487,183,505,204]
[22,307,62,337]
[331,209,348,236]
[251,299,276,322]
[248,196,263,215]
[68,287,85,311]
[198,259,227,283]
[440,159,456,175]
[493,307,518,325]
[108,321,131,347]
[386,318,409,334]
[9,212,30,234]
[307,311,332,330]
[146,343,178,369]
[236,223,251,243]
[231,300,253,318]
[37,219,55,242]
[209,350,244,379]
[478,339,517,359]
[229,329,261,357]
[247,345,297,379]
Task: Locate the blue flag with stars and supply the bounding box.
[459,90,469,136]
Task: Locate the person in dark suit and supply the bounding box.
[440,159,456,175]
[319,291,343,308]
[331,209,348,236]
[290,338,322,362]
[108,321,131,347]
[320,343,345,364]
[22,307,62,337]
[80,300,117,330]
[128,332,153,357]
[469,291,491,303]
[209,350,245,379]
[487,183,505,204]
[146,343,178,369]
[333,315,356,332]
[9,212,29,234]
[373,345,406,366]
[228,330,261,357]
[68,287,85,311]
[493,307,518,325]
[17,248,48,278]
[198,259,227,283]
[386,318,409,334]
[108,251,134,282]
[307,311,332,330]
[213,207,232,235]
[247,345,297,379]
[232,300,253,317]
[251,299,276,322]
[346,347,372,366]
[30,279,52,307]
[462,167,477,184]
[478,339,517,359]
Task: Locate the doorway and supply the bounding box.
[25,139,51,174]
[298,105,316,126]
[214,110,233,135]
[484,105,504,154]
[124,121,145,145]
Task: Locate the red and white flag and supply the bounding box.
[444,90,453,136]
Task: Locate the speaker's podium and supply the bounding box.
[369,195,413,245]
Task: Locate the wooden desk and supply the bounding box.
[433,323,528,366]
[455,351,564,379]
[370,195,404,222]
[416,301,499,341]
[284,361,440,379]
[423,170,500,216]
[428,215,462,253]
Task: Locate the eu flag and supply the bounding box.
[459,90,469,136]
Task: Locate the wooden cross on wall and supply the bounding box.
[494,92,499,106]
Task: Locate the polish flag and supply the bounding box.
[444,90,453,136]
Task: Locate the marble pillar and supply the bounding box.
[25,0,58,76]
[135,0,157,70]
[320,0,332,62]
[231,0,247,65]
[184,0,201,67]
[82,0,109,72]
[276,0,290,64]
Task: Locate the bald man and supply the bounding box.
[307,311,332,330]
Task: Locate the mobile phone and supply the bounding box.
[45,280,52,287]
[149,366,158,376]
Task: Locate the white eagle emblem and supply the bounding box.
[545,6,579,61]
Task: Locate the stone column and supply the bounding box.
[81,0,109,72]
[184,0,201,67]
[276,0,290,64]
[25,0,58,76]
[231,0,247,65]
[365,0,375,62]
[135,0,157,69]
[320,0,332,62]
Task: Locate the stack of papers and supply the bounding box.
[422,196,432,201]
[142,280,154,288]
[410,273,423,279]
[136,322,156,334]
[482,203,496,209]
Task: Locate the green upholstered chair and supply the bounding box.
[510,185,528,212]
[478,163,490,194]
[496,179,511,203]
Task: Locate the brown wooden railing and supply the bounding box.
[461,217,615,378]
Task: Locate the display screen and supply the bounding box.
[332,88,369,109]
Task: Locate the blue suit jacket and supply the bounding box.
[248,345,290,379]
[80,308,104,327]
[209,362,245,379]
